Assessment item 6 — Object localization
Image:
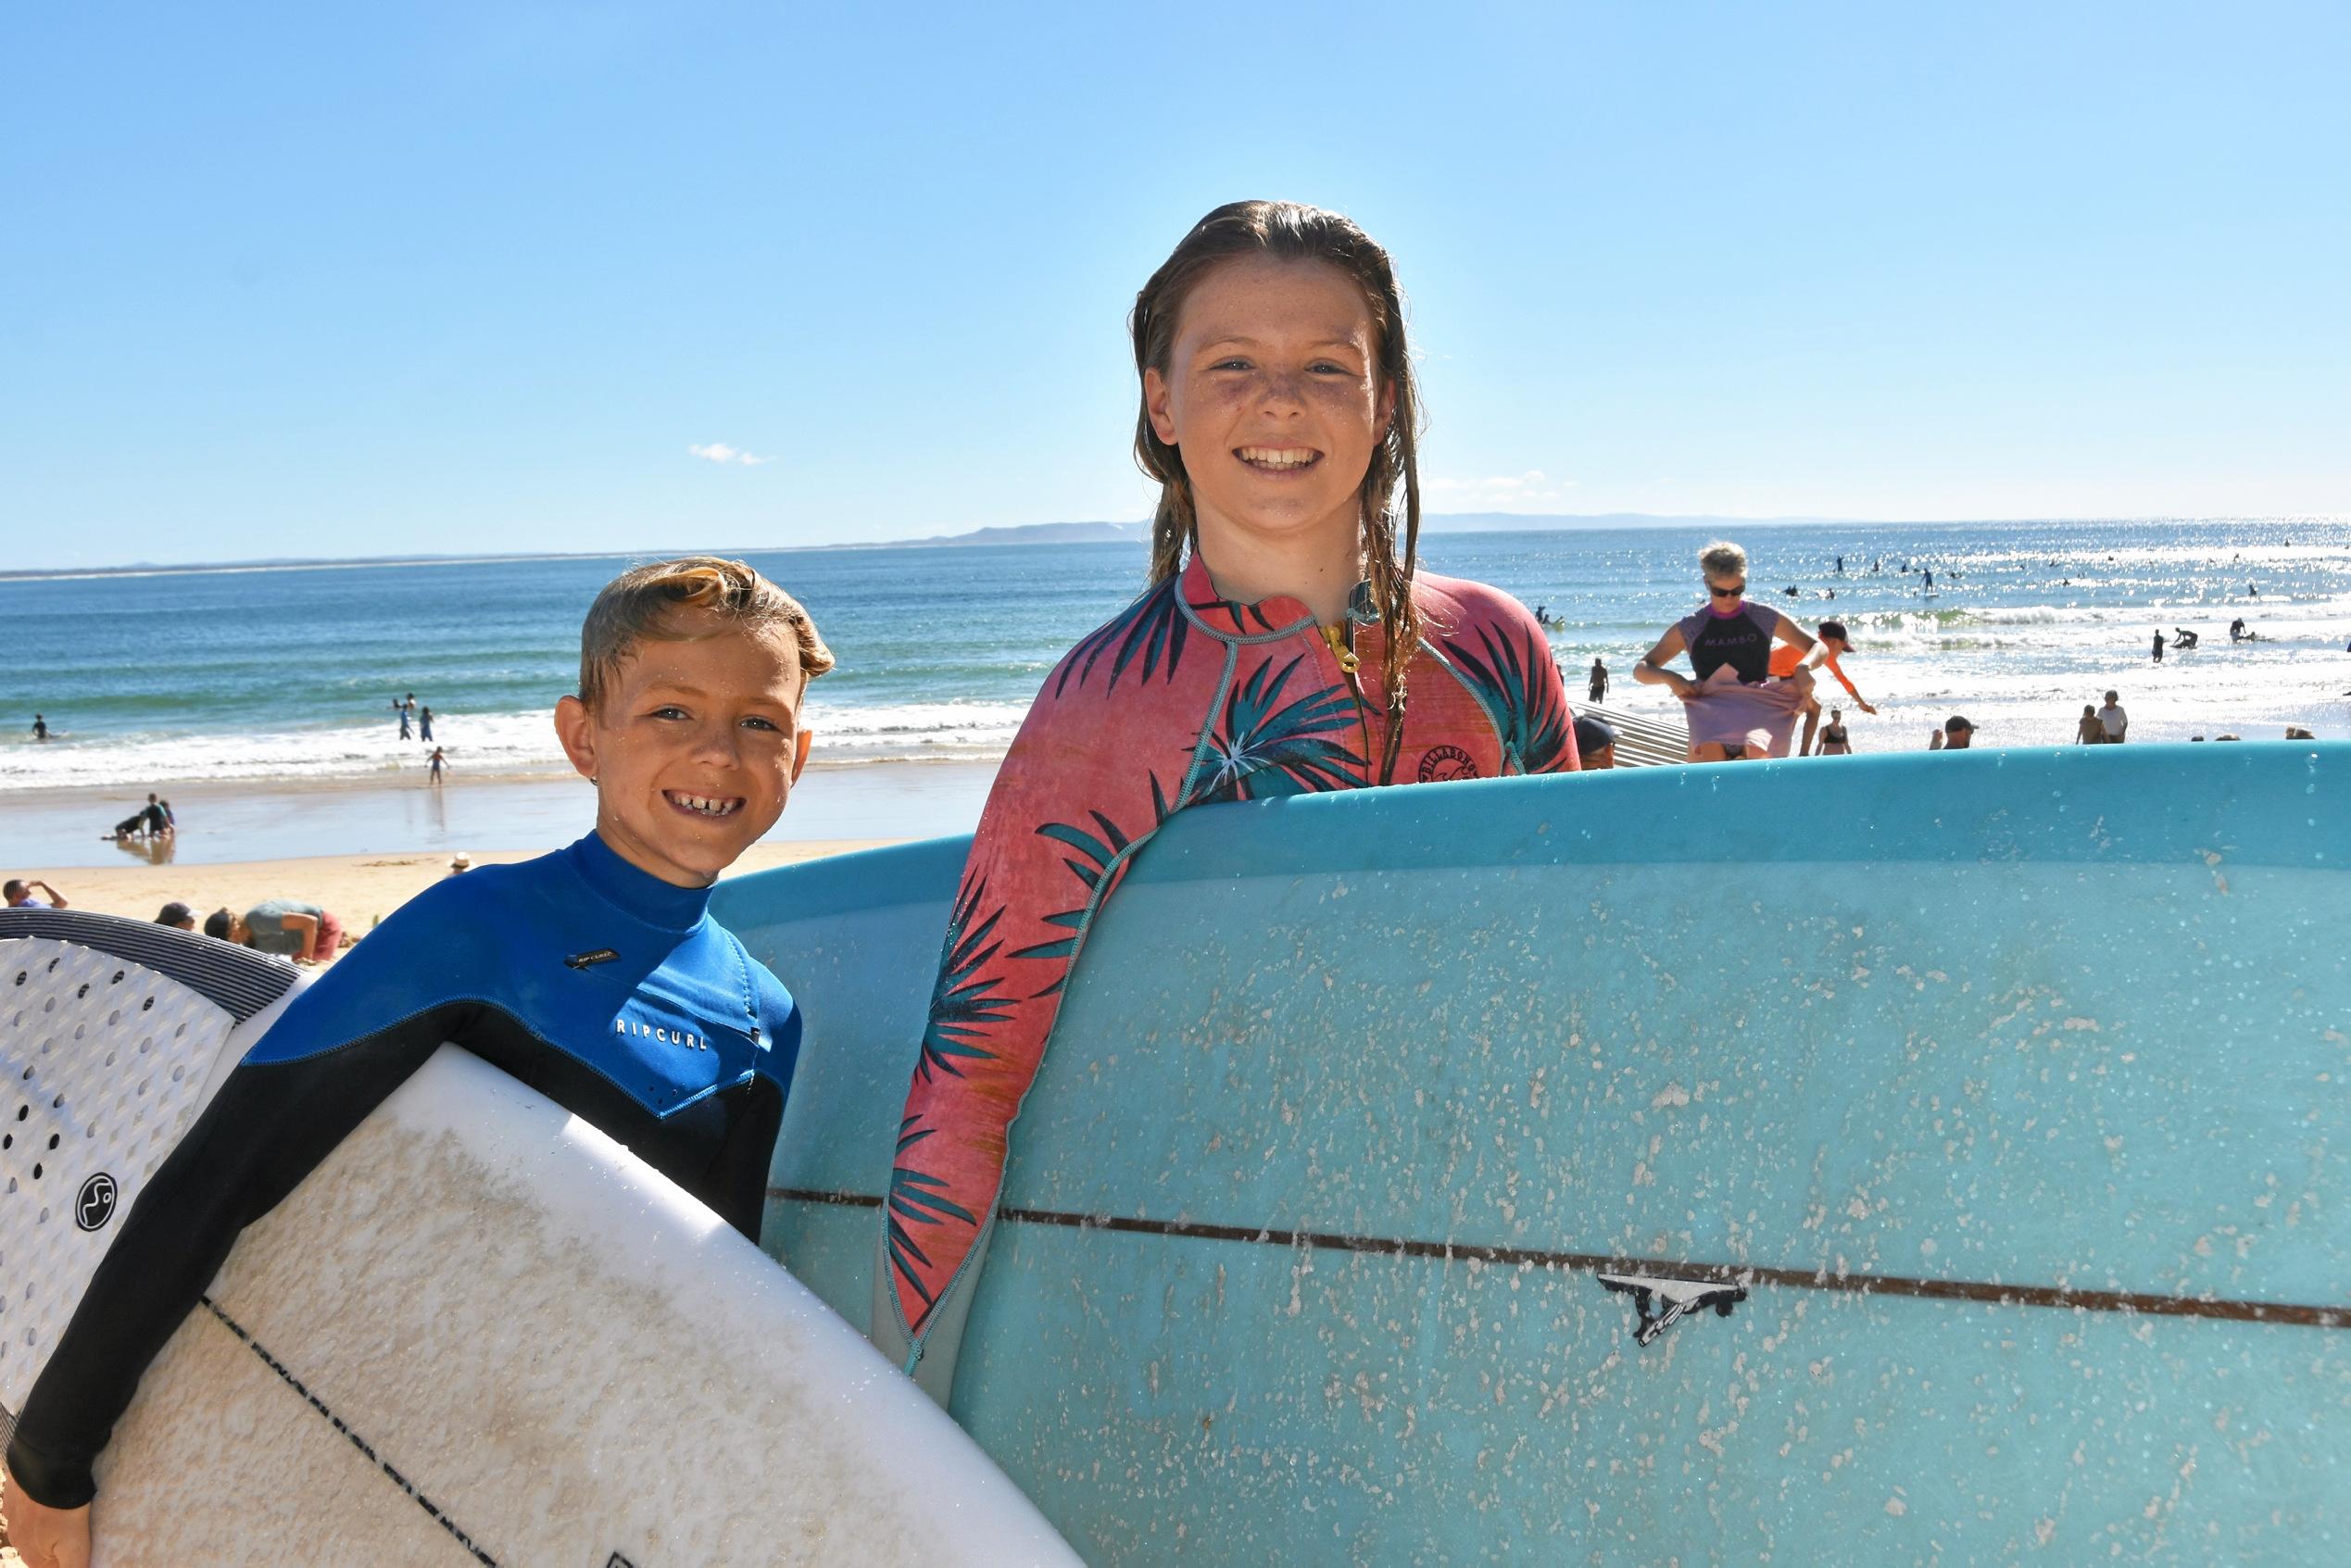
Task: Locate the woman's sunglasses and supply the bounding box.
[1710,582,1745,597]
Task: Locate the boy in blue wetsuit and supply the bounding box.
[4,558,833,1568]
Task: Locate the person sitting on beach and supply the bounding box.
[153,901,195,930]
[3,878,67,909]
[1942,714,1976,749]
[1768,617,1876,756]
[2098,690,2128,743]
[1817,708,1853,755]
[142,793,173,836]
[874,201,1580,1406]
[205,897,347,964]
[1574,712,1618,769]
[2076,704,2105,745]
[1633,540,1816,760]
[3,558,834,1567]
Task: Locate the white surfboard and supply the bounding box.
[0,913,1075,1566]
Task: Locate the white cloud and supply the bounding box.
[1422,469,1576,505]
[689,442,768,466]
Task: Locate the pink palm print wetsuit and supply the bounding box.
[876,554,1579,1386]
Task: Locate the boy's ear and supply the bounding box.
[792,727,811,784]
[1375,376,1396,442]
[1143,366,1178,447]
[553,696,599,782]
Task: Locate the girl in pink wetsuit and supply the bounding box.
[876,202,1580,1398]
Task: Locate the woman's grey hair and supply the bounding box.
[1698,540,1748,581]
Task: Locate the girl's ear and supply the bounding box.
[553,696,599,783]
[1375,375,1397,442]
[1144,366,1179,446]
[791,727,812,784]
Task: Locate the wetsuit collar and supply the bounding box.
[1177,555,1377,637]
[564,832,712,933]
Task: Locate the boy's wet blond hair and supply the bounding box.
[578,556,835,712]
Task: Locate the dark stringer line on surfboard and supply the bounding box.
[771,1187,2349,1331]
[198,1298,501,1567]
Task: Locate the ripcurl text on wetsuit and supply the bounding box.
[6,832,800,1509]
[876,558,1578,1392]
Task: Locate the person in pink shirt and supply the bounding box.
[875,201,1581,1399]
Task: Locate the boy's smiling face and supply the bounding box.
[554,615,811,887]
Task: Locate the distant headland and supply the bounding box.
[0,512,1877,581]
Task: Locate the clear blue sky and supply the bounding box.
[5,2,2345,570]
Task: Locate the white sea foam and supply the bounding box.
[0,698,1034,793]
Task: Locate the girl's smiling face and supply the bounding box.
[1145,256,1393,569]
[554,618,812,887]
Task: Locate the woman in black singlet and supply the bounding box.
[1634,540,1816,761]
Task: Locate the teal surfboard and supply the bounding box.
[715,744,2350,1564]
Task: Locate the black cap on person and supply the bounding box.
[155,901,195,927]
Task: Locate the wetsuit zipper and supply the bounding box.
[1320,621,1403,785]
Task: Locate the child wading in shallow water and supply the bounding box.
[4,558,831,1568]
[875,200,1580,1400]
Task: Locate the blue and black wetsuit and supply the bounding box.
[6,833,799,1509]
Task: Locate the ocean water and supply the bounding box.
[3,519,2346,793]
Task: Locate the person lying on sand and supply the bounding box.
[204,899,347,964]
[3,878,67,909]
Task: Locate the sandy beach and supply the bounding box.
[0,759,996,872]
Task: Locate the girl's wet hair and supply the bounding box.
[578,556,835,712]
[1130,200,1425,763]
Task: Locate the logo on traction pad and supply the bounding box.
[75,1172,118,1232]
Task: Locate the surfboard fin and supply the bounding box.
[1597,1273,1748,1346]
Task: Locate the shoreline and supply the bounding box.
[0,759,999,870]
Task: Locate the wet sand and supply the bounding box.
[0,759,995,871]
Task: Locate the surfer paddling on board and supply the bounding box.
[1632,541,1816,760]
[3,558,832,1568]
[875,201,1579,1402]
